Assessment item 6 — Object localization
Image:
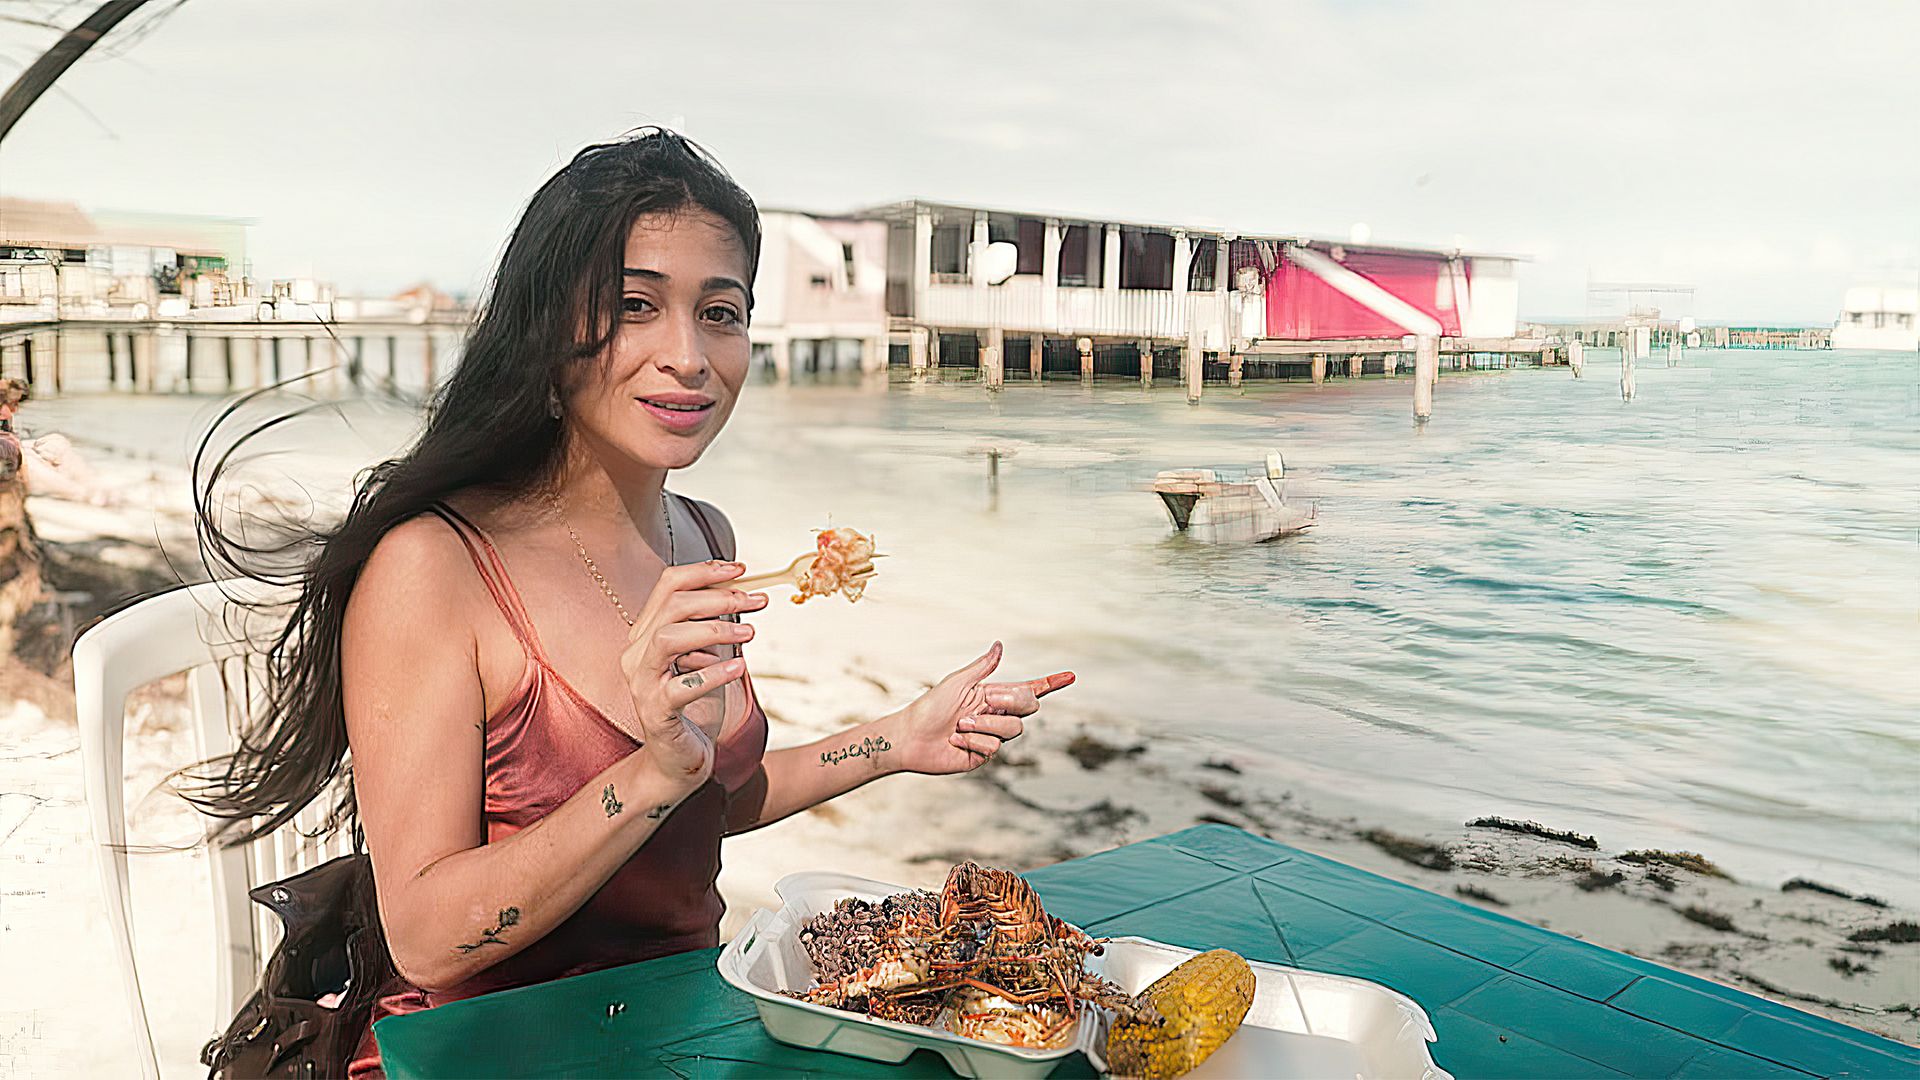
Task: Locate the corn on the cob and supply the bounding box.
[1105,949,1256,1078]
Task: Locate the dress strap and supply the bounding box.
[424,502,550,664]
[678,494,733,561]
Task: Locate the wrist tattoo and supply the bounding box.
[820,734,892,767]
[646,803,672,820]
[602,783,623,817]
[454,906,521,954]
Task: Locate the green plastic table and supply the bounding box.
[375,825,1919,1078]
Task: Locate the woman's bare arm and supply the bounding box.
[344,517,704,992]
[721,720,904,835]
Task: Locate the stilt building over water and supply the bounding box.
[859,199,1551,401]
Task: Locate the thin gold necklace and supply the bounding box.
[548,489,674,629]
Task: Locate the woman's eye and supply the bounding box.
[702,305,741,325]
[621,296,653,316]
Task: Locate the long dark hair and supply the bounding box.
[176,129,761,846]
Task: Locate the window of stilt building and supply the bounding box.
[931,223,969,280]
[1227,240,1265,291]
[886,220,914,315]
[1059,224,1103,287]
[1189,238,1218,291]
[1120,229,1174,290]
[987,215,1045,276]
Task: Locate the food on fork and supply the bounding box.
[794,527,877,604]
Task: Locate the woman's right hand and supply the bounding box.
[619,560,768,793]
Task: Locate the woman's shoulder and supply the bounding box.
[359,491,520,602]
[357,511,478,606]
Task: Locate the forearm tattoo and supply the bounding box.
[602,783,623,817]
[820,734,892,767]
[646,803,672,820]
[454,906,521,954]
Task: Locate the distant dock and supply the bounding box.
[0,315,465,398]
[1525,320,1833,351]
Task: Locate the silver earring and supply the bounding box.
[547,386,563,419]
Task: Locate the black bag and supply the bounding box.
[200,854,395,1079]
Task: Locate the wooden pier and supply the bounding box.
[897,324,1564,418]
[0,316,467,398]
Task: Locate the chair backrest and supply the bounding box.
[73,578,351,1079]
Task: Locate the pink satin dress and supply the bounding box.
[349,499,768,1077]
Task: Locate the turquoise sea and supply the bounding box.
[36,347,1920,905]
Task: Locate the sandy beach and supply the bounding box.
[0,428,1913,1077]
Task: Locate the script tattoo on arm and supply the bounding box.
[601,783,624,817]
[453,906,521,954]
[820,734,892,767]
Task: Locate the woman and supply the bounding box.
[184,130,1073,1076]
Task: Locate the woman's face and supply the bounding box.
[563,208,753,473]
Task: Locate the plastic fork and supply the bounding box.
[725,550,879,594]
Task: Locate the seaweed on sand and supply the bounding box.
[1361,829,1455,871]
[1620,849,1731,879]
[1466,817,1599,850]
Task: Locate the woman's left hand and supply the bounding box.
[888,642,1075,776]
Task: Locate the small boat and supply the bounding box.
[1153,452,1316,542]
[1831,278,1919,352]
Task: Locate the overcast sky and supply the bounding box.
[7,0,1914,322]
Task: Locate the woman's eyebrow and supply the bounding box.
[621,268,748,296]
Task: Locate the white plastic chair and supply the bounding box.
[73,578,353,1079]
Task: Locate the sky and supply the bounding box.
[5,0,1915,323]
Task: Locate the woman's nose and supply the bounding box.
[654,312,709,379]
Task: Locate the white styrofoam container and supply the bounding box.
[716,870,1452,1079]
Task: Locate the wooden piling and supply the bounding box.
[1137,339,1152,388]
[1310,353,1326,384]
[771,337,793,383]
[1413,335,1439,419]
[1621,345,1636,401]
[1184,332,1203,405]
[1347,353,1363,379]
[984,327,1005,389]
[1569,340,1585,378]
[1383,352,1399,377]
[909,326,929,371]
[1028,334,1043,381]
[1228,352,1243,388]
[1077,337,1093,384]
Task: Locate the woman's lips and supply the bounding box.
[636,397,715,431]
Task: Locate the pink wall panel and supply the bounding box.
[1264,248,1465,339]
